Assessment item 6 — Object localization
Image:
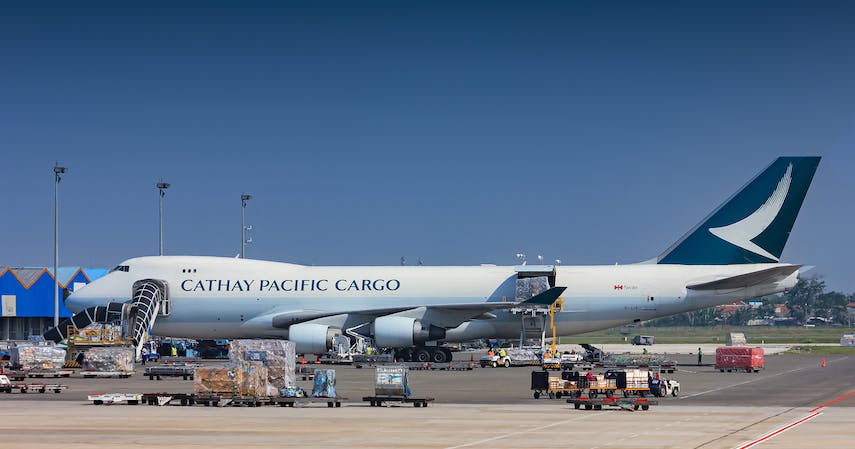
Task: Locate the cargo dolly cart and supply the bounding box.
[88,393,143,405]
[273,396,346,408]
[531,370,584,399]
[363,395,434,407]
[145,365,195,380]
[1,374,67,394]
[567,396,657,411]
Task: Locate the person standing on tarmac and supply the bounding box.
[697,347,703,366]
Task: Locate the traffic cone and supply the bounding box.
[300,356,306,365]
[822,358,827,368]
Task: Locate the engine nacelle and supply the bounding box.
[373,316,446,348]
[288,323,341,354]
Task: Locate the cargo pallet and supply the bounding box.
[81,371,134,378]
[363,395,434,407]
[567,396,657,411]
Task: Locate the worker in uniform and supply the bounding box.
[499,347,507,358]
[697,347,703,366]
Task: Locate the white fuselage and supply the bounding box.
[66,256,799,342]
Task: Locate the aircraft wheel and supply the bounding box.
[415,348,431,363]
[442,348,453,362]
[431,348,448,363]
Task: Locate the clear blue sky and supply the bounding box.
[2,1,854,292]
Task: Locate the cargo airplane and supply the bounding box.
[50,157,820,362]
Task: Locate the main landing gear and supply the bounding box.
[395,347,453,363]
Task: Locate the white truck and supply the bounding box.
[479,348,540,368]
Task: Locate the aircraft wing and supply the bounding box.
[265,286,566,329]
[686,265,801,291]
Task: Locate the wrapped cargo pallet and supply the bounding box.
[194,362,269,396]
[515,276,550,301]
[375,365,411,397]
[228,339,296,395]
[82,347,135,372]
[11,345,67,370]
[716,346,764,371]
[312,369,337,398]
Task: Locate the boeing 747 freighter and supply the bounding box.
[48,157,820,362]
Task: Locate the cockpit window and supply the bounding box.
[110,265,130,273]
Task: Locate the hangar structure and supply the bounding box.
[0,266,108,340]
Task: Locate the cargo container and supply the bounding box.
[715,346,764,373]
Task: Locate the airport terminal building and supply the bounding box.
[0,267,108,340]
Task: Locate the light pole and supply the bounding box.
[241,194,252,258]
[157,181,170,256]
[53,163,68,327]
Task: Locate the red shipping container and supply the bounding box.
[715,346,764,372]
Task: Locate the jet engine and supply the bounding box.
[373,316,446,348]
[288,323,341,354]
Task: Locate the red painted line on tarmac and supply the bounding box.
[736,411,822,449]
[809,389,855,413]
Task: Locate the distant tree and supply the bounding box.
[783,278,825,321]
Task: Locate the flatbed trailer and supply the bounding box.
[1,381,67,394]
[137,392,348,407]
[363,395,434,407]
[145,365,195,380]
[24,368,73,379]
[81,371,134,378]
[567,396,658,411]
[273,396,346,408]
[88,393,142,405]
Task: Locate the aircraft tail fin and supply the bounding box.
[656,156,820,265]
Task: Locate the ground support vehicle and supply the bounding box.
[88,393,142,405]
[567,396,657,411]
[1,375,66,394]
[81,370,134,378]
[145,365,195,380]
[363,395,434,407]
[541,357,562,371]
[480,354,539,368]
[273,397,346,408]
[650,378,680,397]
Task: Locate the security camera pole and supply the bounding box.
[53,162,68,327]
